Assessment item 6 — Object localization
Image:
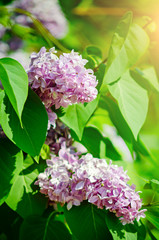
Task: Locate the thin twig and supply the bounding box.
[94,58,107,72]
[143,19,153,30]
[142,201,159,208]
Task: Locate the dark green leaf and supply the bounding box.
[84,46,102,59]
[0,88,48,157]
[104,12,149,84]
[0,58,28,122]
[20,214,72,240]
[82,45,102,70]
[147,228,158,240]
[58,0,80,19]
[108,71,149,140]
[59,97,99,140]
[64,201,113,240]
[105,211,146,240]
[85,55,96,69]
[0,138,23,205]
[0,203,22,240]
[81,126,121,160]
[105,212,125,240]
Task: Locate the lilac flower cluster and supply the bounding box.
[14,0,68,39]
[28,47,98,109]
[36,143,146,225]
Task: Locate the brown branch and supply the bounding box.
[94,58,107,72]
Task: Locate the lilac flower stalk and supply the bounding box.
[28,47,98,109]
[35,143,146,225]
[46,119,72,155]
[47,108,57,130]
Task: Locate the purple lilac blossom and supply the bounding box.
[28,47,98,109]
[14,0,68,39]
[35,143,146,225]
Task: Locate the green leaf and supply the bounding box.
[40,144,51,160]
[82,45,102,70]
[0,88,48,157]
[0,7,11,27]
[95,63,106,91]
[58,0,80,19]
[20,214,72,240]
[64,201,113,240]
[99,97,151,159]
[108,71,149,140]
[0,58,28,123]
[0,139,23,205]
[124,223,146,240]
[146,207,159,230]
[104,12,149,84]
[144,179,159,192]
[81,126,121,160]
[147,228,158,240]
[59,97,99,140]
[11,24,34,39]
[0,203,23,240]
[84,46,102,59]
[5,155,47,218]
[99,97,133,154]
[105,212,125,240]
[130,67,159,93]
[105,211,146,240]
[85,55,96,69]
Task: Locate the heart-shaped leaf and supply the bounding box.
[59,97,99,140]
